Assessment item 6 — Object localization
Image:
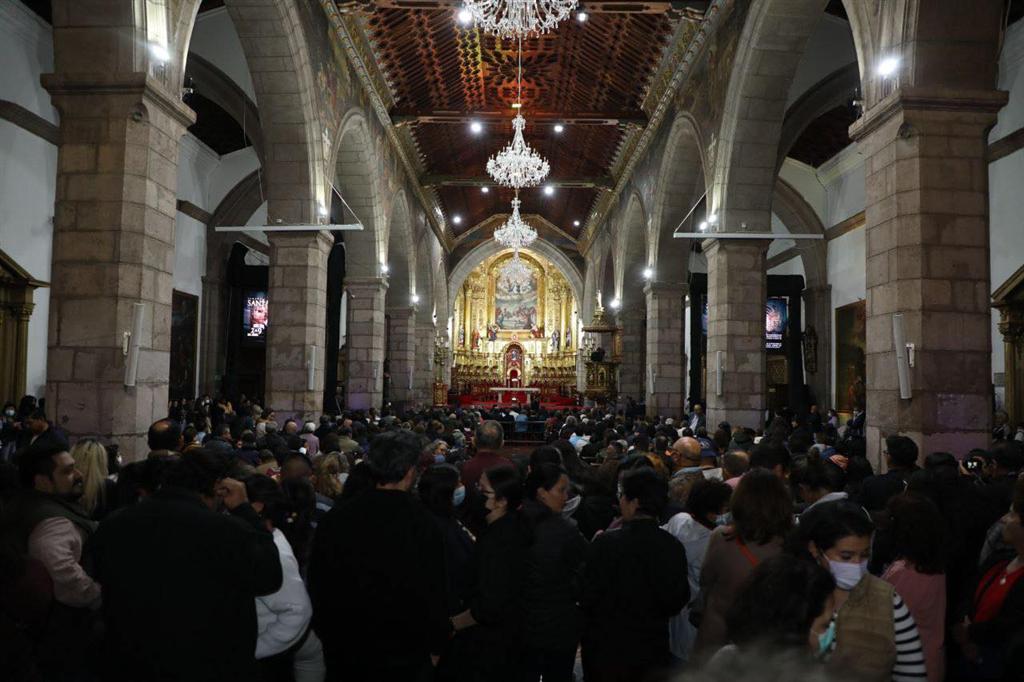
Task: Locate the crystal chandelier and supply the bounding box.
[493,196,538,250]
[464,0,579,38]
[487,113,550,188]
[500,251,534,289]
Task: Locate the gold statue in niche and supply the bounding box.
[452,249,579,404]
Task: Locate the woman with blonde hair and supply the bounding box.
[313,452,347,501]
[70,438,114,520]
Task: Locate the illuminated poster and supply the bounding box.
[765,297,789,350]
[495,272,538,330]
[243,291,269,341]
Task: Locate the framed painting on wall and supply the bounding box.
[170,290,199,400]
[835,300,866,414]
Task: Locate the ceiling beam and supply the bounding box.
[361,1,693,14]
[391,109,648,127]
[422,175,614,190]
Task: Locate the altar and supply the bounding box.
[489,386,540,403]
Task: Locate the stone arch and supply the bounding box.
[223,0,325,224]
[709,0,871,231]
[333,109,387,278]
[384,190,414,309]
[650,113,706,282]
[447,239,583,320]
[615,190,649,303]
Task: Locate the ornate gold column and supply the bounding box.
[998,307,1024,426]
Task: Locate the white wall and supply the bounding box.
[188,7,256,101]
[0,1,56,398]
[819,143,866,228]
[988,19,1024,404]
[174,135,219,298]
[786,13,857,108]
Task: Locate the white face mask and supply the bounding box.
[4,409,14,417]
[828,559,869,590]
[336,472,349,486]
[561,494,581,518]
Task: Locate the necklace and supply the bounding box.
[1000,558,1023,585]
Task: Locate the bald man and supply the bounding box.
[669,437,703,476]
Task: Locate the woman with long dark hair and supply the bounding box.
[519,463,587,682]
[450,465,528,682]
[787,499,927,682]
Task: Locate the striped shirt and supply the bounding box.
[826,591,928,681]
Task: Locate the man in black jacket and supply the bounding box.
[581,467,690,681]
[858,435,919,511]
[87,449,282,682]
[309,430,449,682]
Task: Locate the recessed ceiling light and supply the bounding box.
[469,120,483,134]
[150,43,170,62]
[576,11,588,22]
[553,124,564,133]
[481,187,489,194]
[877,55,900,77]
[453,215,463,225]
[573,220,580,227]
[643,267,654,280]
[457,8,473,25]
[411,294,420,304]
[543,185,555,196]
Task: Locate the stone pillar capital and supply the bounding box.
[700,237,771,258]
[387,305,417,320]
[643,281,687,299]
[345,276,389,296]
[41,71,196,131]
[850,86,1008,143]
[266,229,334,251]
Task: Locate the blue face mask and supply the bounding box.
[434,453,446,464]
[817,621,836,656]
[714,513,731,527]
[452,486,466,507]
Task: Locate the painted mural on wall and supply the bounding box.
[496,271,538,330]
[297,0,353,158]
[835,300,867,413]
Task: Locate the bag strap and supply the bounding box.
[734,536,760,568]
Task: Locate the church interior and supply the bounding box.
[1,0,1024,466]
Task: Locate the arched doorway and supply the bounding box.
[504,343,524,387]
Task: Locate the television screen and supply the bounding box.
[765,297,788,350]
[243,292,269,342]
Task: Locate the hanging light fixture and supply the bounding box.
[493,195,538,250]
[463,0,579,38]
[486,39,549,189]
[499,251,534,289]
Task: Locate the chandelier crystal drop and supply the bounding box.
[486,113,550,189]
[463,0,579,37]
[493,197,538,250]
[499,251,534,289]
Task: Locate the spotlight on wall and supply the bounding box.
[317,202,328,218]
[481,186,489,194]
[876,55,901,78]
[452,215,463,225]
[469,120,483,134]
[381,263,390,275]
[553,124,565,134]
[543,185,555,196]
[610,298,621,309]
[698,221,708,231]
[412,294,420,304]
[642,267,653,280]
[708,213,719,225]
[150,43,170,63]
[457,7,473,25]
[573,220,581,227]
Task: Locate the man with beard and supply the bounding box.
[5,441,101,677]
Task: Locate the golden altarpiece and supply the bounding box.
[452,250,578,403]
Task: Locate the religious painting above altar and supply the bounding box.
[495,262,538,330]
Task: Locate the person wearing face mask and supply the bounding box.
[450,465,529,682]
[1,401,18,460]
[790,499,928,682]
[520,463,588,682]
[704,554,835,672]
[5,441,101,679]
[418,464,475,631]
[662,478,734,664]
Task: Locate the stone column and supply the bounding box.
[345,276,387,411]
[387,306,417,411]
[414,321,436,407]
[850,88,1007,464]
[198,233,232,396]
[42,74,194,460]
[704,239,769,430]
[265,230,332,419]
[619,307,645,401]
[645,282,687,419]
[803,285,832,410]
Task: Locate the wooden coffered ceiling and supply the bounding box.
[342,0,703,241]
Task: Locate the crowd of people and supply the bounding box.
[0,393,1022,682]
